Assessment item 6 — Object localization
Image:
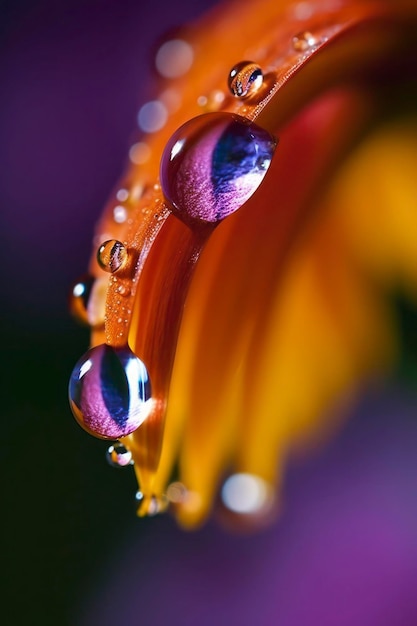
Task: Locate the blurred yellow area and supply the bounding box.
[160,117,417,528]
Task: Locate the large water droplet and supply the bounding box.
[106,442,133,467]
[160,112,276,225]
[97,240,128,273]
[69,344,152,439]
[228,61,263,98]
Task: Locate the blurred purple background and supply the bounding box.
[1,1,417,625]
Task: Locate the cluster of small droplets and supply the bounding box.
[97,239,128,273]
[228,61,264,98]
[107,275,132,338]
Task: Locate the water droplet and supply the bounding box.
[166,481,188,503]
[69,343,152,439]
[228,61,263,98]
[69,274,106,328]
[160,112,277,225]
[292,31,317,51]
[106,442,133,467]
[116,284,131,297]
[69,274,95,326]
[221,473,274,514]
[155,38,194,78]
[116,188,129,202]
[113,205,128,224]
[129,142,151,165]
[97,240,128,273]
[138,100,168,133]
[135,491,168,516]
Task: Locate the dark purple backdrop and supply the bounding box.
[1,2,417,625]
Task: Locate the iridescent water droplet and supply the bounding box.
[69,343,152,439]
[292,31,317,51]
[228,61,263,98]
[97,240,128,273]
[160,112,276,225]
[106,442,133,467]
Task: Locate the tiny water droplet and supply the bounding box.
[292,31,317,51]
[69,274,95,326]
[138,100,168,133]
[129,142,151,165]
[228,61,263,98]
[69,274,106,328]
[160,112,276,225]
[113,205,128,224]
[116,284,131,297]
[97,240,128,273]
[197,90,225,111]
[116,188,129,202]
[155,38,194,78]
[135,492,168,516]
[68,343,152,439]
[166,481,188,503]
[106,442,133,467]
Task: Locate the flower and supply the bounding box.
[69,0,417,530]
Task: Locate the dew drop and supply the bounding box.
[113,205,128,224]
[69,344,152,439]
[69,274,106,328]
[135,491,168,516]
[129,142,151,165]
[155,38,194,78]
[106,442,133,467]
[97,240,128,273]
[228,61,263,98]
[116,284,131,297]
[116,188,129,202]
[221,473,274,514]
[138,100,168,133]
[292,31,317,51]
[160,112,276,225]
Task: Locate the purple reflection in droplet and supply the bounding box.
[160,112,276,225]
[69,344,152,439]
